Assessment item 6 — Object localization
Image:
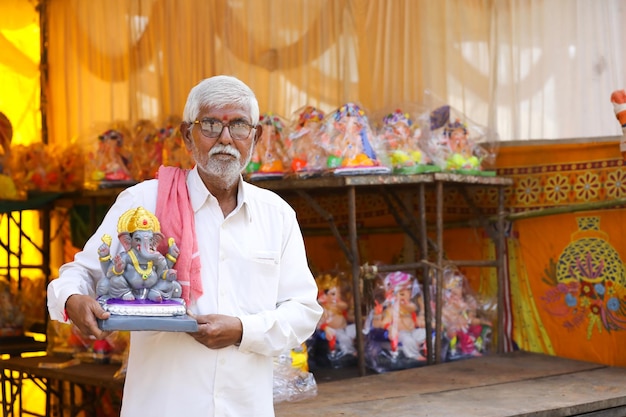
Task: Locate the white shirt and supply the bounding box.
[47,167,323,417]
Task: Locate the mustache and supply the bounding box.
[209,144,241,158]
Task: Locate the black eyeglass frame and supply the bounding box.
[192,118,257,141]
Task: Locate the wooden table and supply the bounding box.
[254,172,513,374]
[0,355,124,417]
[276,351,626,417]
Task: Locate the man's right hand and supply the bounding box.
[64,294,111,340]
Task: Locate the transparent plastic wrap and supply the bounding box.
[46,320,129,365]
[307,272,357,369]
[371,105,439,175]
[424,92,498,175]
[83,122,135,189]
[161,115,194,169]
[436,266,494,361]
[363,271,432,373]
[129,119,161,181]
[285,105,327,178]
[246,112,291,180]
[319,103,390,176]
[0,277,25,336]
[273,347,318,404]
[52,141,85,191]
[9,142,63,192]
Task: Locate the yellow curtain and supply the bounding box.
[45,0,498,148]
[0,0,40,146]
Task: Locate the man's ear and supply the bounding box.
[180,122,192,145]
[253,124,263,143]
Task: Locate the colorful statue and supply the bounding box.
[314,274,356,361]
[90,129,133,185]
[365,271,429,372]
[379,109,436,174]
[96,207,182,304]
[441,268,492,360]
[161,116,194,169]
[427,105,493,173]
[442,119,481,171]
[286,106,326,177]
[321,103,389,175]
[246,112,290,179]
[130,119,161,180]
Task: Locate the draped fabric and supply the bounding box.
[37,0,626,151]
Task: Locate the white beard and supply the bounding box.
[192,143,254,187]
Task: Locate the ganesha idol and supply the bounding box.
[321,103,390,175]
[246,112,290,180]
[95,206,197,331]
[365,271,429,373]
[379,109,438,175]
[286,105,327,178]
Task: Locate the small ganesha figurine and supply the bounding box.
[96,207,184,312]
[246,112,290,180]
[287,105,326,177]
[321,103,389,175]
[379,109,436,174]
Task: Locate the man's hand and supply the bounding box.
[64,294,111,340]
[187,312,243,349]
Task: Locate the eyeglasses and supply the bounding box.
[192,118,256,141]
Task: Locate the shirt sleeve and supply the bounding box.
[47,183,157,322]
[237,205,323,356]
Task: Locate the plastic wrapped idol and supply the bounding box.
[85,127,135,189]
[130,119,161,180]
[273,345,318,403]
[320,103,390,175]
[161,116,194,170]
[364,271,432,373]
[426,103,497,175]
[246,112,290,180]
[307,273,357,369]
[9,143,62,192]
[286,106,326,178]
[377,109,438,174]
[439,267,493,361]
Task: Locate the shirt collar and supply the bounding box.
[187,166,253,222]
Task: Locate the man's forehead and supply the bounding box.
[199,105,249,120]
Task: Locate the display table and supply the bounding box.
[0,355,124,417]
[253,172,513,374]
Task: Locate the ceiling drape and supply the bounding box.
[2,0,624,150]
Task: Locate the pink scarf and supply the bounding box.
[155,165,203,305]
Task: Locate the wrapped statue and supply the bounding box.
[307,273,357,369]
[320,103,390,175]
[96,206,197,331]
[426,103,497,175]
[246,112,290,180]
[286,105,327,178]
[364,271,431,373]
[440,267,492,361]
[377,109,438,174]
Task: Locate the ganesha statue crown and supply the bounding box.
[118,206,160,234]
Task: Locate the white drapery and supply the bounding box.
[6,0,625,147]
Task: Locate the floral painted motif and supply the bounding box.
[544,174,570,204]
[541,217,626,339]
